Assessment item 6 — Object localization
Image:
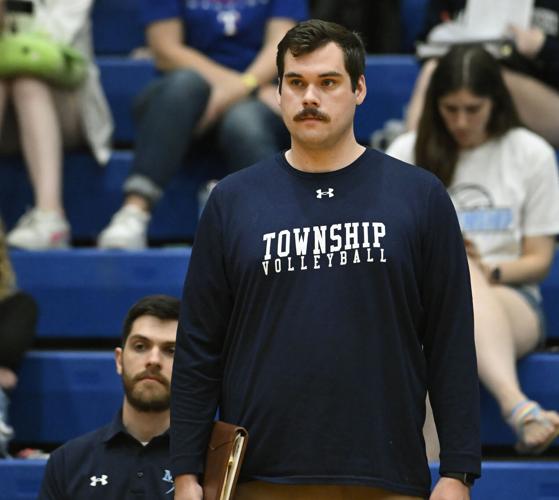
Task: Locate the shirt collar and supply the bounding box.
[102,409,170,444]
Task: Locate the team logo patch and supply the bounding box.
[162,469,175,495]
[90,475,108,486]
[316,188,334,199]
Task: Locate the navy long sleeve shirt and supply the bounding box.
[171,149,481,498]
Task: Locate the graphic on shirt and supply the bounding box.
[449,183,513,233]
[162,469,175,495]
[316,188,334,199]
[89,475,108,486]
[186,0,271,36]
[262,222,387,275]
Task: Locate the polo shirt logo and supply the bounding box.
[316,188,334,199]
[90,474,108,486]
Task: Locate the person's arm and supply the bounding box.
[171,187,233,496]
[468,235,555,285]
[421,181,481,491]
[146,18,242,87]
[509,24,559,89]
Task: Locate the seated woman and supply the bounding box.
[1,0,112,250]
[0,218,37,456]
[387,45,559,455]
[405,0,559,148]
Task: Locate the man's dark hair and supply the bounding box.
[121,295,180,345]
[276,19,366,92]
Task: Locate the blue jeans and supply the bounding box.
[125,69,289,204]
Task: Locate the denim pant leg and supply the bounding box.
[125,69,211,204]
[217,98,289,172]
[0,389,13,457]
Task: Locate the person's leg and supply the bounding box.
[98,70,210,249]
[6,77,70,249]
[468,259,559,451]
[404,58,438,132]
[217,98,289,172]
[502,69,559,148]
[11,77,64,214]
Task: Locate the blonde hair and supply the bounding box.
[0,219,15,301]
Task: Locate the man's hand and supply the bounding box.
[430,477,470,500]
[509,25,545,59]
[173,474,203,500]
[196,72,251,134]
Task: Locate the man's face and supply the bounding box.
[115,315,177,413]
[278,42,366,150]
[438,88,493,149]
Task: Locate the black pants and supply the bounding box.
[0,292,37,369]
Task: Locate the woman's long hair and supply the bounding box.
[415,45,522,186]
[0,219,15,301]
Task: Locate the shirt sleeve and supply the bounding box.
[420,180,482,477]
[269,0,309,22]
[522,139,559,237]
[38,449,68,500]
[170,187,234,477]
[385,132,417,164]
[137,0,182,28]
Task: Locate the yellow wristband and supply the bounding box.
[241,73,259,91]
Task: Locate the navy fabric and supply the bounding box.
[39,411,173,500]
[137,0,308,72]
[171,149,481,498]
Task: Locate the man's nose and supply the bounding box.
[146,347,163,367]
[302,84,320,107]
[455,110,469,128]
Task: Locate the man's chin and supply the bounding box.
[126,388,170,413]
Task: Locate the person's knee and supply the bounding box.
[11,76,51,101]
[219,100,272,144]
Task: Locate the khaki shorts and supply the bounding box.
[235,481,425,500]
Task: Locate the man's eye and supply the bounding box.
[322,79,335,86]
[166,347,176,355]
[134,343,146,351]
[289,79,303,87]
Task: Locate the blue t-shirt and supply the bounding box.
[138,0,308,72]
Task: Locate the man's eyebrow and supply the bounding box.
[284,72,303,78]
[318,71,343,78]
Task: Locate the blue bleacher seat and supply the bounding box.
[10,248,189,338]
[10,352,122,443]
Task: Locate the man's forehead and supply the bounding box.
[283,42,347,75]
[127,316,177,343]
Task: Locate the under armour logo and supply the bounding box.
[316,188,334,199]
[217,10,240,36]
[90,475,108,486]
[162,469,175,494]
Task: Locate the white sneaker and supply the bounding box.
[97,205,150,249]
[6,208,70,250]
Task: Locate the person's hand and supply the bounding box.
[0,367,17,390]
[196,72,250,134]
[508,25,546,58]
[430,477,470,500]
[258,83,281,116]
[173,474,203,500]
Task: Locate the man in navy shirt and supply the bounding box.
[172,20,481,500]
[39,295,180,499]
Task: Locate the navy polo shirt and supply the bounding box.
[39,410,174,499]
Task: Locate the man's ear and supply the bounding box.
[115,347,123,376]
[355,74,367,105]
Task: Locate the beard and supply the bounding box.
[121,367,171,413]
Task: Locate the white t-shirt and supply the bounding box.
[387,128,559,275]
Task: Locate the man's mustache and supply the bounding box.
[134,370,169,387]
[294,108,330,122]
